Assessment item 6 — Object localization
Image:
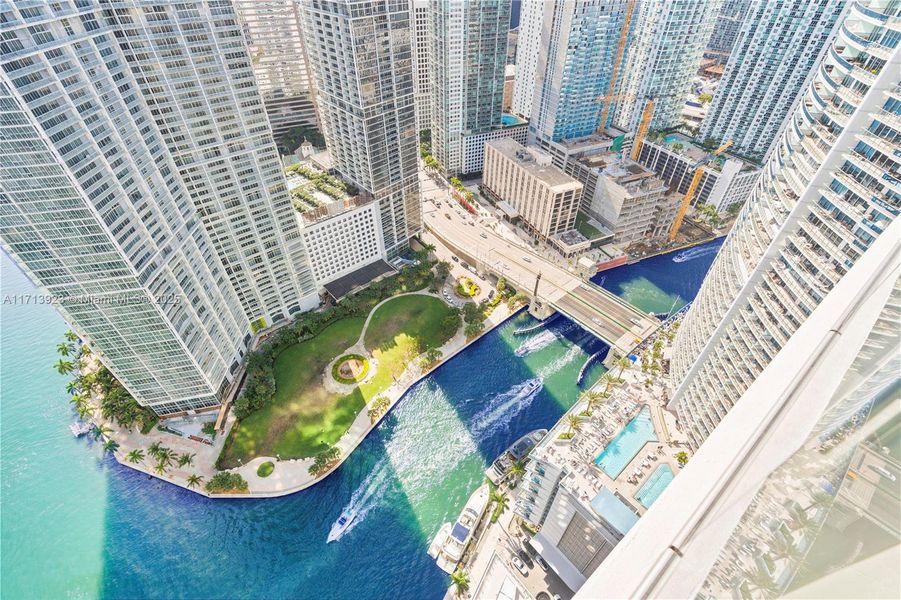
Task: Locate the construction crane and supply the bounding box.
[598,0,637,128]
[596,93,655,162]
[667,139,734,242]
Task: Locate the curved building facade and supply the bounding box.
[670,0,901,449]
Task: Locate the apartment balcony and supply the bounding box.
[823,102,852,128]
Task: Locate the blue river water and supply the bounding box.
[0,239,721,599]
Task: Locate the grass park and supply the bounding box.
[218,294,458,468]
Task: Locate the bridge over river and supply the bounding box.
[424,205,658,363]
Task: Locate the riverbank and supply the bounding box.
[85,291,521,499]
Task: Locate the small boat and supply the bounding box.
[69,422,93,437]
[428,484,490,573]
[326,510,356,543]
[486,429,547,485]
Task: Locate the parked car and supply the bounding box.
[451,256,459,262]
[517,550,534,569]
[444,213,451,219]
[510,555,529,577]
[521,255,532,263]
[534,553,549,572]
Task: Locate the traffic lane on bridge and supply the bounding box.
[553,294,629,343]
[567,285,640,329]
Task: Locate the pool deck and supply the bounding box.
[520,318,691,517]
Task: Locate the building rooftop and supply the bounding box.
[487,138,582,190]
[590,487,640,535]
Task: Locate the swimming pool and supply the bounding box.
[501,114,519,126]
[594,406,658,478]
[634,464,674,508]
[663,133,682,144]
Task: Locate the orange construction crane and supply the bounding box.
[596,93,655,162]
[668,139,734,242]
[598,0,637,129]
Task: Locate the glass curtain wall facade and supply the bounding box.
[300,0,421,256]
[614,0,720,132]
[0,1,318,415]
[699,0,848,161]
[670,0,901,449]
[529,0,632,143]
[234,0,320,139]
[428,0,511,175]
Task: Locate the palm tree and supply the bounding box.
[93,423,113,440]
[771,534,803,563]
[186,474,204,489]
[57,342,74,356]
[64,330,79,342]
[77,404,94,420]
[508,460,526,481]
[125,449,145,464]
[147,441,164,458]
[582,390,604,412]
[743,566,778,596]
[102,439,119,454]
[491,490,509,521]
[69,393,83,405]
[66,380,80,395]
[616,356,631,377]
[54,359,75,375]
[157,448,176,468]
[598,372,616,397]
[177,453,195,468]
[153,461,168,476]
[566,414,583,436]
[450,569,470,598]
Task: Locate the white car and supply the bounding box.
[521,255,532,263]
[510,555,529,577]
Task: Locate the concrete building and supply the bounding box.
[459,115,528,175]
[699,0,847,161]
[0,0,319,416]
[482,139,582,240]
[530,0,633,143]
[300,201,385,286]
[614,0,720,132]
[706,0,752,55]
[428,0,511,176]
[669,0,900,449]
[511,0,543,119]
[638,134,761,212]
[503,63,515,112]
[411,0,431,133]
[300,0,421,257]
[234,0,319,140]
[588,157,679,245]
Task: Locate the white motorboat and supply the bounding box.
[486,428,547,485]
[428,484,490,573]
[326,509,356,543]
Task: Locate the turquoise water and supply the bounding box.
[663,134,682,144]
[592,237,724,314]
[501,114,519,126]
[634,464,675,508]
[1,236,721,599]
[594,406,658,479]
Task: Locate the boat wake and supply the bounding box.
[329,459,391,542]
[469,378,544,437]
[537,344,582,379]
[672,245,719,263]
[514,329,558,357]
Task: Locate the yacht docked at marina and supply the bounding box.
[486,428,547,485]
[427,484,490,574]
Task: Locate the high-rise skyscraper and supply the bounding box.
[0,0,318,416]
[669,0,900,449]
[411,0,432,134]
[510,0,543,119]
[234,0,320,139]
[699,0,847,161]
[614,0,720,132]
[428,0,511,175]
[300,0,421,256]
[706,0,752,55]
[529,0,632,143]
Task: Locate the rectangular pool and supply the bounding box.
[634,464,674,508]
[593,406,657,479]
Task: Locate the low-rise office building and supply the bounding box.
[460,117,529,175]
[483,139,583,240]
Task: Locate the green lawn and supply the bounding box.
[219,295,457,467]
[575,212,604,240]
